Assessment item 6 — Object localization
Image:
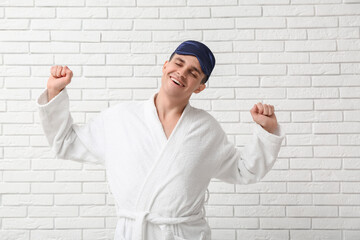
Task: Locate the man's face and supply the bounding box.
[160,54,206,100]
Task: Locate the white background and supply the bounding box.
[0,0,360,239]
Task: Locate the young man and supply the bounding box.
[37,40,284,240]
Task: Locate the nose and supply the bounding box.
[176,67,186,79]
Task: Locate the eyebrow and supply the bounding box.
[174,57,202,75]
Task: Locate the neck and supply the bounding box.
[154,89,188,120]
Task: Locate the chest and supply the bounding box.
[160,116,181,139]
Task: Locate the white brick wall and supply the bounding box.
[0,1,359,240]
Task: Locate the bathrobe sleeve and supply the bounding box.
[37,88,106,165]
[213,123,285,184]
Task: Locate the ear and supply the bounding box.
[193,83,206,94]
[162,60,169,74]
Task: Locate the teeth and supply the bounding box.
[171,77,183,87]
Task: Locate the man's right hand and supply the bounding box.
[47,65,73,101]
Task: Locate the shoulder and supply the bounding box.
[189,106,224,133]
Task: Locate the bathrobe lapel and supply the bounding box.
[136,93,194,212]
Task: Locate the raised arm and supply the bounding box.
[37,65,106,165]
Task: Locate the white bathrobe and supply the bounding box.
[37,88,284,240]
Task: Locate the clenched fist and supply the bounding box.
[47,65,73,101]
[250,102,278,134]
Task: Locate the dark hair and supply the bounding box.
[169,52,209,84]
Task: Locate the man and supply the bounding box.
[37,40,284,240]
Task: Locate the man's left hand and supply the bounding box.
[250,103,278,134]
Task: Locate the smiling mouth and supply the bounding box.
[170,77,185,87]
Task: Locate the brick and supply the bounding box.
[314,146,360,157]
[0,231,29,240]
[316,4,360,15]
[261,218,310,229]
[137,0,185,6]
[55,54,105,65]
[341,87,360,98]
[55,194,105,205]
[287,206,337,217]
[102,31,152,42]
[51,31,100,42]
[289,182,340,193]
[160,7,210,18]
[338,40,360,50]
[288,17,337,28]
[315,99,360,110]
[31,42,79,53]
[292,111,342,122]
[257,29,306,40]
[55,170,105,182]
[237,64,286,75]
[287,134,337,146]
[340,16,360,27]
[153,31,203,42]
[216,53,258,64]
[2,218,53,229]
[55,218,104,229]
[234,206,285,217]
[0,206,27,217]
[4,54,53,65]
[108,7,158,18]
[211,229,234,240]
[29,206,78,217]
[80,206,116,216]
[285,40,336,51]
[106,54,155,65]
[311,51,360,63]
[260,52,308,63]
[31,19,81,30]
[290,230,341,240]
[35,0,85,6]
[308,28,359,39]
[30,230,81,240]
[237,17,286,29]
[235,88,285,99]
[3,171,53,182]
[0,0,34,6]
[0,183,29,193]
[186,18,234,30]
[345,110,360,121]
[261,76,310,87]
[237,230,289,240]
[261,194,312,205]
[107,77,157,88]
[313,170,360,181]
[263,170,312,181]
[340,134,360,145]
[208,217,258,229]
[234,41,284,52]
[342,182,360,193]
[212,6,260,17]
[0,19,29,29]
[314,194,360,205]
[289,64,339,75]
[208,193,259,205]
[0,42,28,53]
[204,29,253,41]
[340,206,360,217]
[288,87,338,98]
[312,218,360,230]
[0,66,30,77]
[57,8,107,18]
[263,6,314,16]
[131,42,176,54]
[314,122,360,133]
[83,229,115,240]
[0,159,30,170]
[86,0,134,6]
[188,0,237,6]
[342,63,360,74]
[205,205,233,217]
[2,194,53,206]
[32,183,81,193]
[344,231,360,240]
[0,136,29,146]
[6,7,55,18]
[290,158,341,169]
[84,19,132,30]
